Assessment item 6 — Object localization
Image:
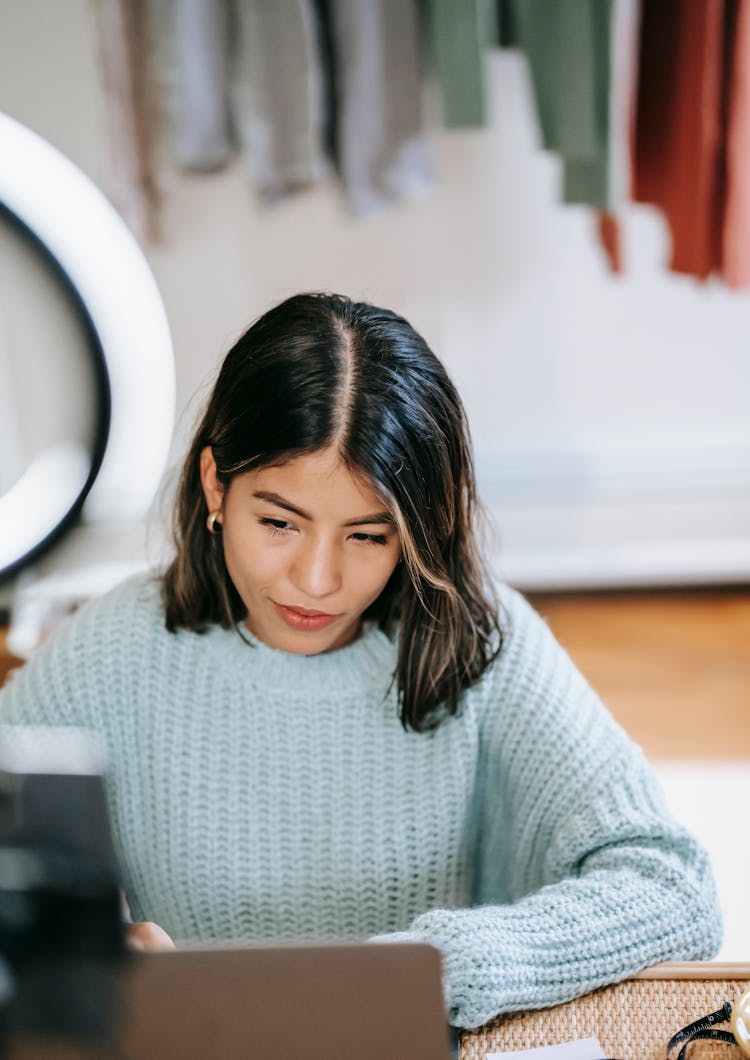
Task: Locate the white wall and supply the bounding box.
[1,0,749,590]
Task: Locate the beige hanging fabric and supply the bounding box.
[92,0,161,243]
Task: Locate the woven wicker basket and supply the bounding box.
[459,963,750,1060]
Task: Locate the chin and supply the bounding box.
[273,627,340,655]
[286,637,331,655]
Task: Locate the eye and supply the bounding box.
[259,517,295,536]
[350,532,388,546]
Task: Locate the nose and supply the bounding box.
[289,534,342,600]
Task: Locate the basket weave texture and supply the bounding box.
[459,975,750,1060]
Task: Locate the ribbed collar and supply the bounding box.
[204,619,398,697]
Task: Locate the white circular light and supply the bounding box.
[0,443,90,571]
[0,111,175,527]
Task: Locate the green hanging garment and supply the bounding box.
[511,0,633,211]
[428,0,497,127]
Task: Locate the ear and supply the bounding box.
[199,446,225,514]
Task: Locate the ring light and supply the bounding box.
[0,112,175,581]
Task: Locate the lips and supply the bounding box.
[279,604,334,617]
[273,601,340,631]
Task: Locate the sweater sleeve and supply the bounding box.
[374,586,722,1029]
[0,574,155,732]
[0,609,88,729]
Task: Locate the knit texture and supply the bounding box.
[0,574,721,1028]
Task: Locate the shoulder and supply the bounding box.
[486,581,565,690]
[2,571,170,703]
[469,582,626,749]
[0,571,168,729]
[50,570,168,652]
[456,581,548,719]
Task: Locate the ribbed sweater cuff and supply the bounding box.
[393,875,721,1029]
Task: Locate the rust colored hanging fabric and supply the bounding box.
[723,0,750,286]
[633,0,737,280]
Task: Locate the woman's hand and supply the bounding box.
[125,921,176,952]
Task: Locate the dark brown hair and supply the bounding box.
[163,293,506,732]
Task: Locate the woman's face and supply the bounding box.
[200,446,402,654]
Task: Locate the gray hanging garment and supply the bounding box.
[230,0,328,199]
[330,0,434,215]
[172,0,233,170]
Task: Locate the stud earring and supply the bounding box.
[206,510,223,535]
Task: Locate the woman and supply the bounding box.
[0,293,721,1030]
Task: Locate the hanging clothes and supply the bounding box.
[149,0,430,212]
[171,0,232,171]
[561,0,614,210]
[326,0,433,214]
[496,0,519,48]
[428,0,495,128]
[150,0,327,199]
[593,0,640,274]
[230,1,327,199]
[311,0,339,163]
[596,211,624,274]
[510,0,617,210]
[568,0,638,214]
[512,0,604,166]
[722,0,750,287]
[634,0,737,280]
[93,0,160,241]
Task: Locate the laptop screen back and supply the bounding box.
[6,942,453,1060]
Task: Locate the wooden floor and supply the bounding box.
[2,589,749,758]
[527,588,750,759]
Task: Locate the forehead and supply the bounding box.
[243,449,388,516]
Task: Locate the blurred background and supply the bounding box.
[0,0,748,962]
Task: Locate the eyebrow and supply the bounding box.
[252,491,395,527]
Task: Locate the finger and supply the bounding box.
[141,922,175,950]
[127,922,175,952]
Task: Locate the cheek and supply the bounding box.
[222,524,282,590]
[358,547,401,596]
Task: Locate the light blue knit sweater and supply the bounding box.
[0,574,721,1028]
